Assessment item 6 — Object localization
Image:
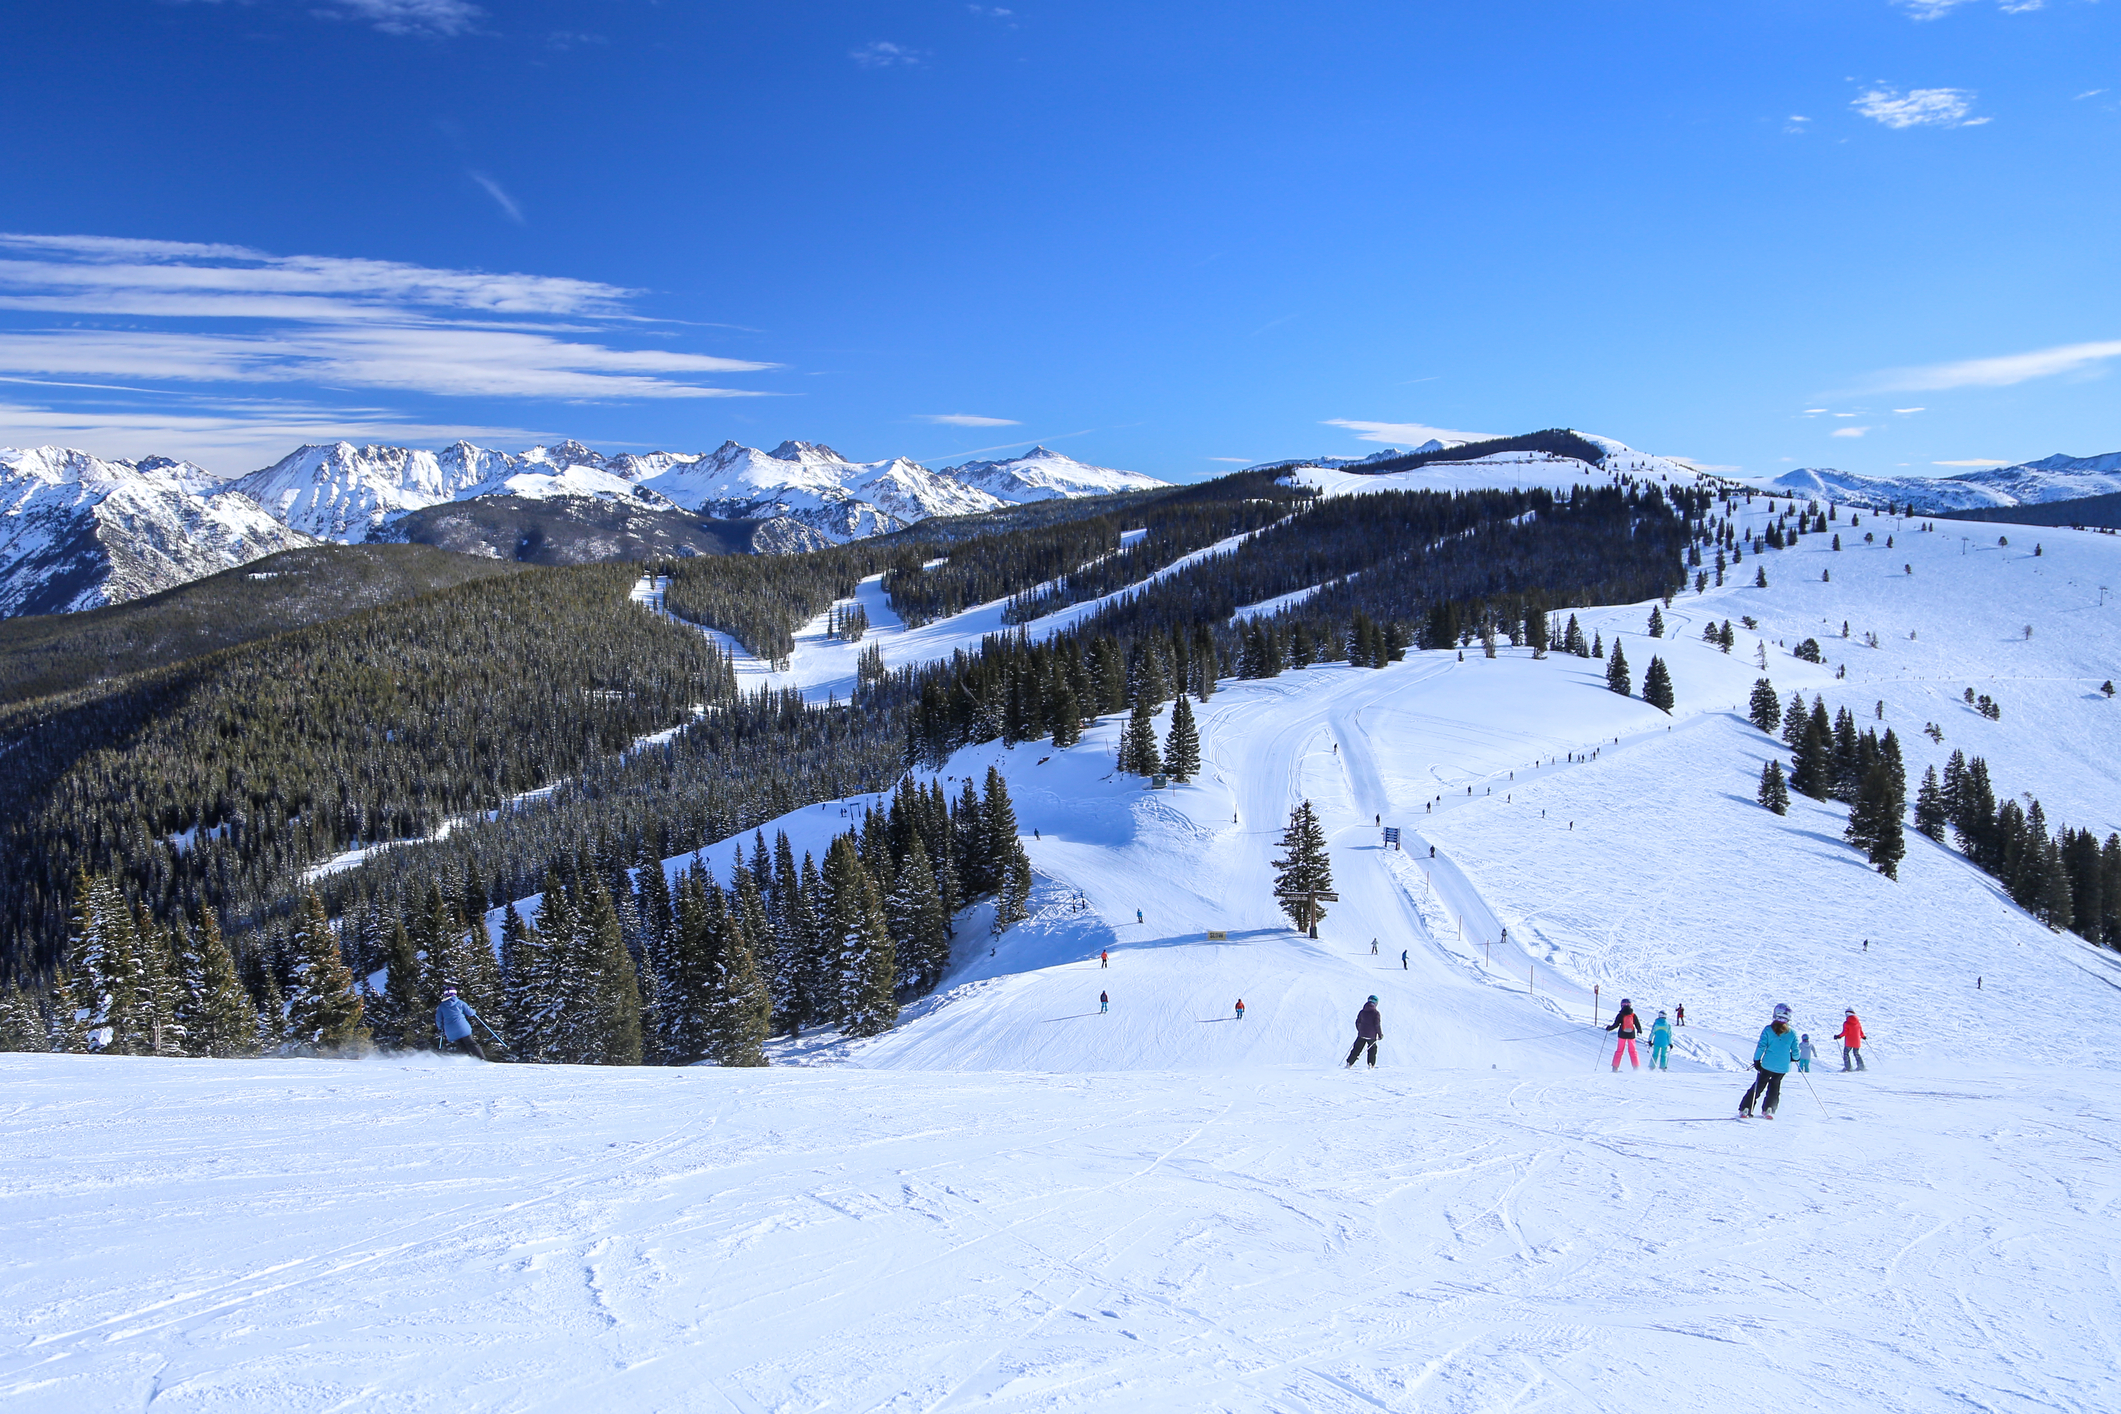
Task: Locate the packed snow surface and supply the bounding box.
[11,489,2121,1410]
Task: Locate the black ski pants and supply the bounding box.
[443,1035,486,1060]
[1740,1066,1785,1115]
[1345,1038,1378,1068]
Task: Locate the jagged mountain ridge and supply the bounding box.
[223,437,1165,545]
[1759,452,2121,514]
[0,447,316,617]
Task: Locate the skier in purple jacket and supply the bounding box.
[1344,996,1382,1069]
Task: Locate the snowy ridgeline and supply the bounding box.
[10,488,2121,1409]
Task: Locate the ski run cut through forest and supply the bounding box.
[6,443,2121,1413]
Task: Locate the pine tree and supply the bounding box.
[1272,800,1335,938]
[1048,680,1082,748]
[1914,765,1948,842]
[706,874,771,1067]
[285,889,367,1054]
[1592,630,1604,659]
[1119,696,1162,775]
[823,836,897,1036]
[1791,707,1832,801]
[1642,655,1675,712]
[888,833,951,992]
[662,871,717,1061]
[578,876,644,1065]
[1647,605,1665,637]
[186,908,257,1058]
[1758,759,1790,815]
[992,838,1033,936]
[1605,639,1631,696]
[1163,693,1202,782]
[0,983,45,1051]
[496,902,544,1059]
[66,871,139,1054]
[254,963,288,1055]
[980,766,1021,890]
[767,835,808,1033]
[1846,761,1907,880]
[1781,692,1808,750]
[1748,678,1782,734]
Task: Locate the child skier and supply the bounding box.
[1234,999,1245,1020]
[434,987,486,1060]
[1100,991,1109,1014]
[1649,1010,1673,1070]
[1797,1034,1816,1072]
[1740,1003,1801,1118]
[1344,995,1382,1069]
[1605,998,1646,1070]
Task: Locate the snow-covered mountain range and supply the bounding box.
[1757,451,2121,514]
[0,437,1165,618]
[230,438,1166,545]
[0,447,316,618]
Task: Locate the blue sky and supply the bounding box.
[0,0,2115,480]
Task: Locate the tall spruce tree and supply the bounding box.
[578,875,644,1065]
[66,871,139,1054]
[706,874,771,1066]
[0,984,45,1051]
[1642,656,1675,712]
[497,904,542,1058]
[1272,799,1335,938]
[285,888,367,1053]
[1748,678,1782,734]
[1605,640,1632,696]
[1846,761,1907,880]
[1914,765,1948,842]
[888,833,951,992]
[1758,759,1790,815]
[822,836,897,1036]
[1163,693,1202,782]
[181,908,257,1058]
[1119,696,1163,776]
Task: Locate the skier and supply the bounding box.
[1649,1010,1673,1070]
[1234,999,1245,1020]
[1739,1003,1801,1119]
[1605,997,1646,1071]
[1675,1003,1686,1027]
[1838,1008,1867,1071]
[434,987,485,1060]
[1344,995,1383,1069]
[1100,949,1108,968]
[1136,909,1143,924]
[1797,1034,1816,1073]
[1100,990,1109,1014]
[1370,938,1379,955]
[1400,949,1408,970]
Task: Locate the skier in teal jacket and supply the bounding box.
[1649,1011,1673,1070]
[1739,1003,1800,1118]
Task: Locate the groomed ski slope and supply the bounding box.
[9,480,2121,1411]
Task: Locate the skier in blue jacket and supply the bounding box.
[435,987,486,1060]
[1739,1003,1800,1118]
[1649,1011,1673,1070]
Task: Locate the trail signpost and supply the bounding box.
[1382,827,1401,849]
[1292,890,1338,939]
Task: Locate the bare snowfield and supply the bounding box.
[9,479,2121,1411]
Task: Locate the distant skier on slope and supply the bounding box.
[1649,1010,1673,1070]
[435,987,486,1060]
[1100,991,1109,1014]
[1100,950,1108,968]
[1797,1034,1816,1073]
[1344,995,1382,1069]
[1839,1009,1867,1070]
[1740,1003,1800,1119]
[1606,998,1646,1071]
[1235,999,1245,1020]
[1400,949,1408,970]
[1675,1003,1685,1027]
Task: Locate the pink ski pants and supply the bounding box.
[1612,1036,1640,1068]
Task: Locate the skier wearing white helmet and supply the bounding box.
[1739,1002,1800,1119]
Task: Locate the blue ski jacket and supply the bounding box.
[1650,1018,1672,1048]
[1753,1023,1800,1073]
[436,995,479,1042]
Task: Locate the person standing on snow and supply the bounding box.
[1740,1003,1801,1119]
[1234,999,1245,1020]
[1100,990,1109,1014]
[1649,1010,1673,1070]
[1344,995,1383,1069]
[1838,1009,1867,1071]
[1400,949,1408,970]
[1797,1034,1816,1073]
[435,987,486,1060]
[1370,938,1379,955]
[1675,1003,1686,1027]
[1100,950,1108,968]
[1606,998,1647,1071]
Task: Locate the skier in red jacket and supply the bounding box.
[1838,1009,1867,1071]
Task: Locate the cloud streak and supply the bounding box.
[1852,86,1988,129]
[915,413,1019,427]
[468,172,524,224]
[1867,339,2121,391]
[1323,418,1498,446]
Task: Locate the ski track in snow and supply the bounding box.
[13,487,2121,1410]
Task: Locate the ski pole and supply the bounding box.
[477,1017,509,1053]
[1799,1067,1831,1119]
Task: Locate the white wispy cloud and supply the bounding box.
[1895,0,2042,19]
[468,172,524,224]
[915,413,1020,427]
[2078,90,2110,101]
[1322,419,1498,446]
[1832,426,1873,438]
[1853,86,1987,128]
[0,233,771,401]
[1867,339,2121,391]
[1893,407,1926,413]
[851,41,924,69]
[318,0,484,37]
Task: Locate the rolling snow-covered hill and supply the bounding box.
[0,446,315,617]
